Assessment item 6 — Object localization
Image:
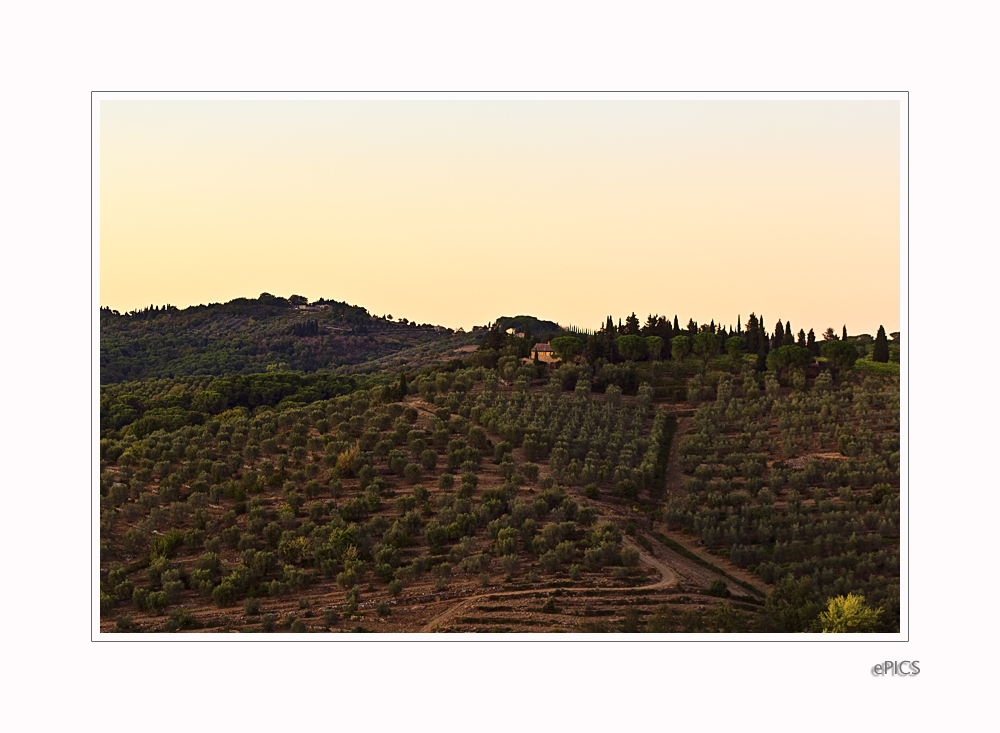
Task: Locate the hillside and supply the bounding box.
[99,314,900,634]
[100,294,477,384]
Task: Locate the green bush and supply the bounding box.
[707,579,730,598]
[244,597,262,616]
[212,583,236,608]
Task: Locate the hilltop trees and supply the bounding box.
[616,335,647,362]
[692,331,720,377]
[725,336,745,368]
[807,329,819,356]
[623,312,640,336]
[671,334,691,361]
[550,336,584,364]
[873,326,890,363]
[766,345,813,377]
[821,339,858,372]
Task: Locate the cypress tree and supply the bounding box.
[746,313,759,354]
[807,328,818,356]
[783,321,795,346]
[774,320,784,347]
[797,329,807,347]
[842,325,848,341]
[873,325,890,363]
[673,315,680,334]
[737,314,742,334]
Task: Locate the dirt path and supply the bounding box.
[410,397,764,631]
[418,538,676,632]
[652,532,769,597]
[653,411,769,597]
[664,415,694,498]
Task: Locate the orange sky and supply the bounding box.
[99,98,901,336]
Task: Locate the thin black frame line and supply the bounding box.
[92,91,908,642]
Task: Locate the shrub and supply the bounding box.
[114,579,135,602]
[131,587,150,612]
[261,613,276,632]
[523,463,539,482]
[707,579,730,598]
[243,597,262,616]
[212,583,236,608]
[100,592,114,617]
[420,450,438,471]
[404,462,422,484]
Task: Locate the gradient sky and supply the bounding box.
[99,99,900,336]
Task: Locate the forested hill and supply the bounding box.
[100,293,464,384]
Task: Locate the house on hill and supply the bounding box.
[531,342,559,364]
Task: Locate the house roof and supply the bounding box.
[533,343,553,352]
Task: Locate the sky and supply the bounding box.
[100,98,901,336]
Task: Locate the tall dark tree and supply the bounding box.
[736,314,742,334]
[624,312,640,336]
[745,313,760,354]
[755,333,767,372]
[602,318,618,363]
[686,318,698,336]
[673,315,680,334]
[486,322,505,350]
[395,372,408,401]
[797,329,807,348]
[842,325,848,341]
[653,315,671,342]
[643,314,658,335]
[872,325,890,363]
[807,328,819,356]
[586,333,605,362]
[774,320,785,347]
[783,321,794,346]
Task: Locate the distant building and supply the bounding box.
[531,342,558,364]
